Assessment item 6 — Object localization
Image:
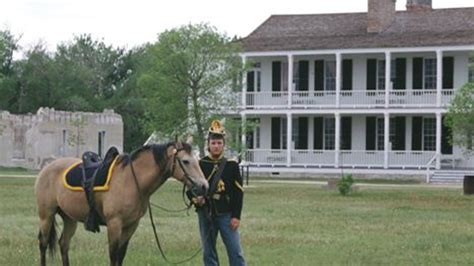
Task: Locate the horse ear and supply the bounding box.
[167,145,177,157]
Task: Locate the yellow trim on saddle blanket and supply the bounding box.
[62,156,119,192]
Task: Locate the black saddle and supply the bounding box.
[82,146,119,233]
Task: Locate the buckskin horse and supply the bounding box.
[35,141,208,266]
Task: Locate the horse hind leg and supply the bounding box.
[58,210,78,266]
[38,209,58,266]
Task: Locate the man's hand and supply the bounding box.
[230,218,240,231]
[192,196,206,207]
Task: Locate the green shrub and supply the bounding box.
[338,174,354,196]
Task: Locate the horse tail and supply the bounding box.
[38,215,57,258]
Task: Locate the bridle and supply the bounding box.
[127,143,208,264]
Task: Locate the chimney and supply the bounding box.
[367,0,397,33]
[406,0,432,11]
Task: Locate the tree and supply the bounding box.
[53,34,133,111]
[68,116,87,157]
[140,23,244,155]
[445,82,474,154]
[0,29,21,111]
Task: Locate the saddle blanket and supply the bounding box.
[62,157,119,191]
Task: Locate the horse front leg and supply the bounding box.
[117,222,140,265]
[107,218,123,266]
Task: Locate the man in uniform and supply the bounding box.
[190,120,246,266]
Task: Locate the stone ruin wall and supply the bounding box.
[0,107,123,170]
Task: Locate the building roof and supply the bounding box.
[241,8,474,52]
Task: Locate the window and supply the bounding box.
[469,56,474,82]
[377,60,396,90]
[61,129,67,156]
[424,58,437,89]
[253,63,261,92]
[376,118,396,150]
[325,61,336,91]
[324,117,335,150]
[293,61,299,91]
[98,131,106,158]
[281,62,288,91]
[423,118,436,151]
[255,126,260,149]
[281,118,287,149]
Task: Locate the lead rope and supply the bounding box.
[132,152,208,265]
[148,201,204,265]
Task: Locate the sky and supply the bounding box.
[1,0,473,52]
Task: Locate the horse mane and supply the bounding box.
[116,142,192,170]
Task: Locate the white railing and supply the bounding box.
[291,150,336,166]
[246,91,288,108]
[339,91,386,108]
[425,154,437,183]
[243,89,456,109]
[441,90,455,106]
[244,149,287,165]
[292,91,337,108]
[245,149,439,169]
[389,90,437,107]
[340,150,384,167]
[388,151,436,168]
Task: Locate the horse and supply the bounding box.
[35,141,208,266]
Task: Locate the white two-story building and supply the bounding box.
[238,0,474,181]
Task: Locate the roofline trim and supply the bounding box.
[240,45,474,57]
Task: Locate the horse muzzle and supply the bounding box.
[188,180,208,197]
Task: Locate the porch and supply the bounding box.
[243,89,455,109]
[243,149,442,169]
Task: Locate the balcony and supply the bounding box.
[244,149,436,169]
[242,89,455,109]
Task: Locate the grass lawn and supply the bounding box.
[1,176,474,265]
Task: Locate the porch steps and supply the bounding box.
[430,170,471,184]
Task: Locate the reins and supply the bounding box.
[129,144,204,264]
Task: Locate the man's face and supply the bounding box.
[209,139,224,158]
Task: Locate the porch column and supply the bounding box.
[335,113,340,167]
[384,112,390,169]
[241,113,247,160]
[385,51,391,108]
[241,56,247,108]
[336,53,342,107]
[288,54,294,108]
[286,113,292,167]
[436,50,443,107]
[436,112,442,170]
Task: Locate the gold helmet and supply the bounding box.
[208,120,226,139]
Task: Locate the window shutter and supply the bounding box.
[271,117,281,149]
[367,59,377,90]
[394,58,406,90]
[272,61,281,92]
[314,60,324,91]
[441,116,453,154]
[298,61,309,91]
[412,57,423,90]
[442,56,454,89]
[393,117,406,150]
[246,72,255,92]
[366,117,376,150]
[412,117,423,150]
[297,117,308,149]
[341,117,352,150]
[313,117,323,149]
[342,59,353,91]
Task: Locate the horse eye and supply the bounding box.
[182,160,190,165]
